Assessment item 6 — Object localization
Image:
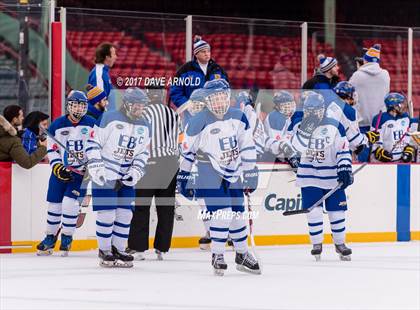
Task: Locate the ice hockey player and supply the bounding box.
[37,91,96,256]
[264,90,300,167]
[290,92,354,261]
[328,81,380,155]
[180,88,213,250]
[177,79,261,276]
[372,93,416,163]
[86,87,151,268]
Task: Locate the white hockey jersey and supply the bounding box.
[47,115,96,172]
[371,112,411,162]
[289,116,352,189]
[326,100,368,151]
[180,107,256,183]
[242,105,265,157]
[264,110,293,155]
[86,110,151,181]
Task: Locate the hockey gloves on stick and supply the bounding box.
[243,167,259,193]
[337,165,354,190]
[176,170,195,200]
[121,167,144,187]
[402,145,416,163]
[365,130,380,145]
[52,163,73,182]
[374,147,392,162]
[88,161,106,186]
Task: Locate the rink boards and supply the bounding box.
[0,162,419,253]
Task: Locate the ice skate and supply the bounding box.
[212,253,227,276]
[59,234,73,257]
[335,244,352,261]
[36,234,57,256]
[199,233,211,250]
[311,243,322,261]
[126,248,145,261]
[235,252,261,275]
[98,249,116,267]
[112,246,134,268]
[155,249,163,261]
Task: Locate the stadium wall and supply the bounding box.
[0,162,418,253]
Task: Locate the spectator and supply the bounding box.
[22,111,49,154]
[169,35,228,123]
[349,44,390,161]
[127,86,180,261]
[85,84,108,120]
[0,105,47,168]
[88,42,117,110]
[302,54,340,90]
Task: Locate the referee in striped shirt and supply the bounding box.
[127,86,180,260]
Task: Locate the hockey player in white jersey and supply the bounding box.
[86,87,151,267]
[177,79,261,275]
[290,93,354,261]
[37,90,96,256]
[235,91,265,157]
[328,81,380,155]
[371,92,416,163]
[187,88,212,250]
[264,90,301,167]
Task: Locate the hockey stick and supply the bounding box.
[40,126,123,191]
[245,191,262,273]
[283,162,368,216]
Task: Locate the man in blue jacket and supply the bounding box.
[302,54,340,90]
[169,35,228,122]
[88,42,117,110]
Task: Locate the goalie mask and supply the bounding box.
[384,92,405,115]
[333,81,356,106]
[66,90,88,122]
[122,87,150,120]
[203,79,231,117]
[273,90,296,117]
[188,88,207,116]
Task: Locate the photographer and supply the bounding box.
[21,111,49,154]
[0,105,47,168]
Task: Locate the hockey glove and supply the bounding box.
[374,147,392,162]
[354,144,366,156]
[365,130,380,145]
[176,170,195,200]
[52,163,73,182]
[402,145,416,163]
[278,140,295,158]
[286,156,300,170]
[88,161,106,186]
[337,165,354,190]
[298,115,320,139]
[121,166,144,187]
[243,166,259,193]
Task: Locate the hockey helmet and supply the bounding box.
[122,87,150,119]
[66,90,88,121]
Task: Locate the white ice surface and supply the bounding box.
[1,242,419,310]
